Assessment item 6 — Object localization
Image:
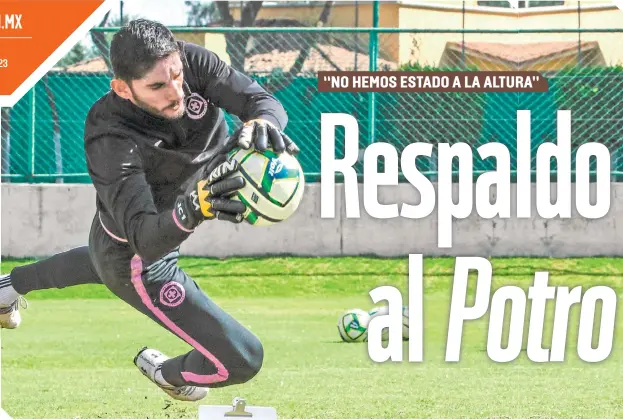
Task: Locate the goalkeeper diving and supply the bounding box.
[0,19,298,402]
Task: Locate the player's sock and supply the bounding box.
[154,367,172,388]
[134,347,208,402]
[0,275,20,307]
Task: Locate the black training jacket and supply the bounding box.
[84,41,288,263]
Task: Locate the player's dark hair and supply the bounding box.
[110,19,180,82]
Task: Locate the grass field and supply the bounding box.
[0,256,621,419]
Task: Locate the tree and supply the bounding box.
[90,11,112,74]
[56,42,95,68]
[185,0,220,26]
[214,1,265,73]
[185,1,335,80]
[89,13,137,75]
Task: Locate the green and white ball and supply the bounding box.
[227,146,305,226]
[337,308,370,343]
[368,305,409,340]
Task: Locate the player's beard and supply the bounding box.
[130,88,186,121]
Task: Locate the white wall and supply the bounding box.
[2,182,621,258]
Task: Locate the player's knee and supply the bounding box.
[246,336,264,379]
[231,335,264,384]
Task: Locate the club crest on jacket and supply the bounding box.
[185,92,208,120]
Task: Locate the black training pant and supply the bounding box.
[10,213,263,388]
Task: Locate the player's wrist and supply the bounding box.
[173,195,200,232]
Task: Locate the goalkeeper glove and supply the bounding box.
[236,118,300,155]
[174,155,247,231]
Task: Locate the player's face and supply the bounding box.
[129,52,186,120]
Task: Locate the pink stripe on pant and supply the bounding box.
[130,255,229,385]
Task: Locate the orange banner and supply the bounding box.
[0,0,113,107]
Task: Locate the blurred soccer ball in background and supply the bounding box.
[337,308,370,342]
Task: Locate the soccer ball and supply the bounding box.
[368,305,409,340]
[227,146,305,226]
[337,308,370,342]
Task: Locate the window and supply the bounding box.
[477,1,512,7]
[477,0,565,7]
[526,1,565,6]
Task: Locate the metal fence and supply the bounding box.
[2,26,623,183]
